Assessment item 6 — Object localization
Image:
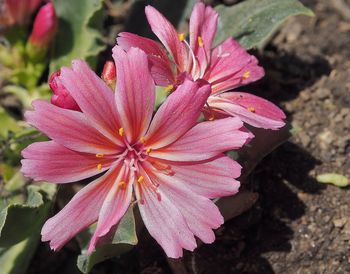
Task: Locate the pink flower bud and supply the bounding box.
[29,2,57,49]
[101,61,116,90]
[4,0,42,26]
[49,70,80,111]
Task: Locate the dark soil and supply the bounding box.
[24,0,350,273]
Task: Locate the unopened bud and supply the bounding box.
[49,70,80,111]
[27,2,57,60]
[3,0,42,26]
[101,61,116,90]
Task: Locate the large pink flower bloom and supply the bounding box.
[117,2,286,130]
[21,47,251,258]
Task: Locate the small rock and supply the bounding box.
[315,88,331,99]
[333,218,348,228]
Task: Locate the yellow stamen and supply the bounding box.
[178,33,185,42]
[140,137,146,144]
[118,127,124,137]
[198,36,204,47]
[97,163,102,170]
[242,71,251,80]
[247,107,256,113]
[146,147,152,154]
[118,181,126,190]
[95,153,104,158]
[165,84,174,93]
[137,176,144,183]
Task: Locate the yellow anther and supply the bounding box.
[95,153,104,158]
[118,127,124,137]
[97,163,102,170]
[118,181,126,190]
[197,36,204,47]
[137,176,144,183]
[247,107,256,113]
[165,84,174,93]
[140,137,146,144]
[208,115,215,121]
[178,33,185,42]
[242,71,251,80]
[146,147,152,154]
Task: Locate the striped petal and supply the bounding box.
[88,164,133,253]
[59,60,122,145]
[113,47,155,143]
[117,32,175,86]
[145,5,188,72]
[169,155,241,199]
[151,117,250,161]
[208,92,286,130]
[41,163,121,251]
[21,141,115,183]
[145,79,211,149]
[25,100,121,154]
[136,166,197,258]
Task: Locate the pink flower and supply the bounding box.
[21,47,251,258]
[49,70,80,111]
[117,3,286,130]
[2,0,42,26]
[29,2,57,50]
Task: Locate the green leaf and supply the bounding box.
[316,173,349,188]
[0,108,20,138]
[215,0,314,49]
[77,205,138,273]
[0,235,40,274]
[0,183,57,247]
[49,0,106,74]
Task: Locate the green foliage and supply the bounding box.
[215,0,314,49]
[0,184,56,247]
[316,173,349,188]
[0,108,21,139]
[49,0,106,74]
[76,205,138,273]
[0,184,56,274]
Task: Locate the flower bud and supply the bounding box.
[49,70,80,111]
[3,0,42,26]
[29,2,57,50]
[101,61,116,90]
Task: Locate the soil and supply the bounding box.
[21,0,350,273]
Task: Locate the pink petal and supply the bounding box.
[112,47,155,143]
[88,164,133,253]
[151,117,250,161]
[145,5,188,72]
[189,2,218,72]
[59,60,122,145]
[143,162,224,244]
[25,100,121,154]
[145,79,211,149]
[169,155,241,199]
[136,166,197,258]
[205,38,264,93]
[208,92,286,130]
[41,163,121,251]
[117,32,175,86]
[21,141,114,183]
